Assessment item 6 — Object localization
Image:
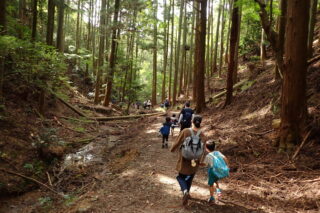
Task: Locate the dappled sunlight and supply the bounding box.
[240,104,272,121]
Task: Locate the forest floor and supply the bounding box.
[1,59,320,213]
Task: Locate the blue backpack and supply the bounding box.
[160,124,170,136]
[182,108,193,126]
[209,151,229,179]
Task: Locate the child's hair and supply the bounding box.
[185,102,190,107]
[172,114,176,117]
[206,140,216,151]
[193,115,202,128]
[166,117,171,122]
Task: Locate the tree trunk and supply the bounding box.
[0,0,5,100]
[94,0,107,104]
[196,0,207,113]
[224,0,239,107]
[260,28,266,67]
[75,0,81,53]
[218,0,226,78]
[161,0,169,101]
[186,0,195,98]
[31,0,38,41]
[308,0,318,58]
[19,0,26,25]
[212,0,222,76]
[193,1,200,101]
[168,0,174,102]
[151,0,158,106]
[279,0,310,152]
[225,0,233,65]
[46,0,55,46]
[56,0,65,52]
[103,0,120,106]
[178,2,187,96]
[233,3,242,83]
[173,0,184,106]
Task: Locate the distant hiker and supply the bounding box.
[143,101,147,109]
[164,99,170,110]
[201,140,229,203]
[178,102,194,131]
[159,117,172,148]
[147,100,152,109]
[170,116,206,206]
[135,100,140,109]
[170,114,179,136]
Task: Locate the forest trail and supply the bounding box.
[59,113,260,213]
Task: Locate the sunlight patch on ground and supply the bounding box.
[241,104,271,121]
[120,169,137,177]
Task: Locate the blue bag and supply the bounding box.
[210,151,229,179]
[160,125,170,136]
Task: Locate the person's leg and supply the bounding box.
[176,173,190,205]
[165,135,169,147]
[186,174,195,192]
[162,135,165,148]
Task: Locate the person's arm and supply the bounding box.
[178,113,183,124]
[170,130,186,152]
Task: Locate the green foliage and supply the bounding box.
[0,35,66,93]
[38,196,52,208]
[23,160,45,175]
[241,80,256,91]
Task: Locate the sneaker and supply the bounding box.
[182,191,189,206]
[165,143,168,148]
[207,196,215,203]
[216,188,222,199]
[162,144,165,148]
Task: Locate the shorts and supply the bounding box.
[208,168,219,186]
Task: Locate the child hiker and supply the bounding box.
[170,114,179,136]
[159,117,172,148]
[202,140,229,203]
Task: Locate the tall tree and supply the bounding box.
[279,0,310,152]
[0,0,6,100]
[56,0,65,52]
[224,0,239,107]
[168,0,174,102]
[193,1,200,101]
[212,0,222,75]
[46,0,55,46]
[151,0,158,106]
[218,0,226,77]
[31,0,38,41]
[75,0,81,53]
[195,0,207,112]
[94,0,107,104]
[178,2,187,96]
[104,0,120,106]
[161,0,169,101]
[308,0,318,58]
[173,0,184,106]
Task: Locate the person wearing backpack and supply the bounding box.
[170,115,206,206]
[178,102,194,131]
[201,140,229,203]
[159,117,172,148]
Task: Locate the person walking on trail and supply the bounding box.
[170,116,206,206]
[201,140,229,203]
[178,102,194,131]
[147,100,152,109]
[170,114,179,136]
[159,117,172,148]
[164,99,170,111]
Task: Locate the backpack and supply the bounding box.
[160,124,170,136]
[181,128,204,160]
[181,108,193,126]
[209,151,230,179]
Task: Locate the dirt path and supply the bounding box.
[62,115,260,213]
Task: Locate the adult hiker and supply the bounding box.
[170,116,206,206]
[178,102,194,131]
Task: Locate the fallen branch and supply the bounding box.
[0,168,64,197]
[53,94,88,118]
[308,54,320,65]
[292,130,312,160]
[300,177,320,183]
[59,116,96,123]
[245,129,273,135]
[91,112,164,121]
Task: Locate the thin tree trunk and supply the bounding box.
[56,0,65,52]
[279,0,310,152]
[19,0,26,25]
[0,0,5,100]
[31,0,38,41]
[224,0,239,107]
[186,0,195,98]
[308,0,318,58]
[193,1,200,102]
[260,28,266,67]
[173,0,184,106]
[233,3,242,83]
[103,0,120,106]
[225,0,233,65]
[46,0,55,45]
[161,0,169,101]
[178,2,187,96]
[168,0,174,102]
[212,0,222,76]
[75,0,81,53]
[196,0,207,113]
[151,0,158,106]
[218,0,226,77]
[94,0,107,104]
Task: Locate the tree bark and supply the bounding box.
[224,0,239,107]
[19,0,26,25]
[193,1,200,101]
[161,0,169,101]
[212,0,222,76]
[260,28,266,67]
[196,0,207,113]
[0,0,5,100]
[279,0,310,152]
[31,0,38,41]
[46,0,55,46]
[56,0,65,52]
[103,0,120,106]
[218,0,226,78]
[168,0,174,102]
[75,0,81,53]
[186,0,195,98]
[94,0,107,104]
[151,0,158,106]
[178,2,187,96]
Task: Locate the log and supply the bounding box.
[78,104,114,115]
[206,80,249,103]
[91,112,164,121]
[53,94,89,118]
[307,54,320,65]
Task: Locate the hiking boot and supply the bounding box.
[162,144,165,148]
[165,143,168,148]
[182,190,189,206]
[207,196,215,203]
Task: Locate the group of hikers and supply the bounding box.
[159,101,229,206]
